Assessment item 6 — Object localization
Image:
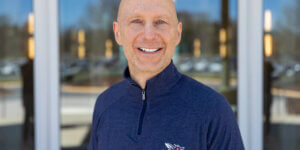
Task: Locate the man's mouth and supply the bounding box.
[138,47,162,53]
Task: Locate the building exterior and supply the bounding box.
[0,0,299,150]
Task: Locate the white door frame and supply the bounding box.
[238,0,264,150]
[33,0,60,149]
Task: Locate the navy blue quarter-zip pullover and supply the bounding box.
[88,61,244,150]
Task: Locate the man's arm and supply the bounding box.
[206,97,245,150]
[88,97,102,150]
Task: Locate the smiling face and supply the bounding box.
[113,0,182,75]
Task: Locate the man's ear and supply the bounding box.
[176,22,182,45]
[113,21,122,45]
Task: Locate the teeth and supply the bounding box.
[140,48,159,52]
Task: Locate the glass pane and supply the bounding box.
[0,0,35,150]
[59,0,238,149]
[59,0,122,149]
[263,0,300,149]
[175,0,238,112]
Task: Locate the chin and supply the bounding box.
[135,60,168,73]
[138,66,162,73]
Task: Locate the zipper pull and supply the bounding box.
[142,90,146,101]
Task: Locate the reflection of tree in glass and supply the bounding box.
[0,15,25,59]
[87,0,120,30]
[178,12,219,57]
[176,0,237,60]
[60,0,121,62]
[59,0,124,86]
[84,0,120,61]
[274,0,300,62]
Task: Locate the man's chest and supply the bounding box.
[96,102,207,150]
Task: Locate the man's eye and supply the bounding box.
[156,20,166,25]
[131,19,142,24]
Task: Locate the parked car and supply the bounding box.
[193,59,208,72]
[178,59,193,72]
[208,61,222,73]
[0,61,20,76]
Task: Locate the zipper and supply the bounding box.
[142,90,146,101]
[137,89,147,135]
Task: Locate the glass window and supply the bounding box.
[0,0,35,150]
[175,0,238,111]
[263,0,300,149]
[59,0,123,149]
[59,0,238,149]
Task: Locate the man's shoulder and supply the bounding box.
[179,74,226,103]
[178,74,232,118]
[99,80,127,99]
[178,76,243,149]
[93,80,127,116]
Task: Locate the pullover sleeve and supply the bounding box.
[88,96,102,150]
[206,97,245,150]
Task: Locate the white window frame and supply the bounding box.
[238,0,263,150]
[34,0,60,149]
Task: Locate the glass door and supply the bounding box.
[59,0,239,149]
[175,0,238,112]
[0,0,35,149]
[59,0,123,149]
[263,0,300,149]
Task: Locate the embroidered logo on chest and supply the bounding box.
[164,143,185,150]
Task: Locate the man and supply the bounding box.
[88,0,244,149]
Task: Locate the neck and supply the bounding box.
[128,65,163,89]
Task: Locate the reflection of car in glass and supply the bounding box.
[271,62,300,78]
[60,57,122,82]
[272,62,285,78]
[208,61,222,73]
[60,62,81,81]
[194,59,208,72]
[178,60,193,72]
[295,63,300,73]
[286,63,300,77]
[94,56,119,69]
[178,58,223,73]
[0,61,20,76]
[60,59,90,81]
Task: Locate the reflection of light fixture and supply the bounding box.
[78,45,85,59]
[220,45,227,58]
[28,13,34,35]
[264,10,273,57]
[28,13,34,59]
[219,28,227,58]
[78,30,86,59]
[220,29,226,43]
[264,10,272,32]
[264,34,273,57]
[78,30,85,43]
[28,37,35,59]
[105,39,113,59]
[193,38,201,58]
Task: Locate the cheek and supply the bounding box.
[160,29,178,46]
[121,28,139,45]
[170,28,180,42]
[120,29,137,59]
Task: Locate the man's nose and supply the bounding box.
[143,23,156,41]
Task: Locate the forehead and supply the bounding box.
[119,0,176,19]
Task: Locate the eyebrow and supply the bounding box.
[125,10,174,22]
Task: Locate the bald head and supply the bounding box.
[117,0,178,23]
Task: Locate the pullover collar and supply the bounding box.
[123,61,182,103]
